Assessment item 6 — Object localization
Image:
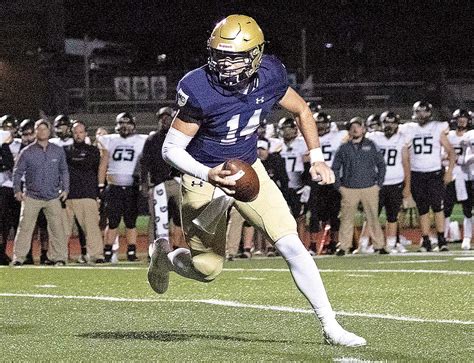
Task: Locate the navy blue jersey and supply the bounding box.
[175,55,288,167]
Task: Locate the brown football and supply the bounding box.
[223,159,260,202]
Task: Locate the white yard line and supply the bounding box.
[374,260,448,264]
[1,265,472,275]
[0,293,472,326]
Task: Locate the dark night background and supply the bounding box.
[63,0,472,72]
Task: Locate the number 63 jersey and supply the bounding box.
[98,133,147,186]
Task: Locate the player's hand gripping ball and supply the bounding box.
[223,159,260,202]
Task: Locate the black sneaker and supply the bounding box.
[54,260,66,266]
[418,238,432,252]
[94,258,105,264]
[127,245,138,262]
[104,245,113,262]
[336,249,346,256]
[40,253,50,265]
[0,254,12,265]
[326,242,337,255]
[438,240,449,252]
[11,260,23,267]
[374,248,390,255]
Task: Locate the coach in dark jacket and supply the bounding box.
[63,121,104,262]
[332,117,386,255]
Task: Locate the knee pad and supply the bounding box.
[192,252,224,281]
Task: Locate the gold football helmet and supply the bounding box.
[208,14,265,88]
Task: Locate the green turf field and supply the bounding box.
[1,249,472,361]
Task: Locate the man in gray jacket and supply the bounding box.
[12,119,69,266]
[332,117,387,255]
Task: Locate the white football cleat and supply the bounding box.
[461,238,471,250]
[323,321,367,347]
[147,238,172,294]
[396,243,407,253]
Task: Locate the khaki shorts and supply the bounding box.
[181,159,296,256]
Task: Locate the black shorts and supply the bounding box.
[308,183,341,232]
[105,185,139,229]
[379,182,403,223]
[411,170,445,215]
[287,188,307,218]
[444,180,473,218]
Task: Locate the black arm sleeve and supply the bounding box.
[0,143,14,172]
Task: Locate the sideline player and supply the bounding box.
[97,112,147,262]
[308,112,347,254]
[149,14,366,347]
[405,101,455,251]
[367,111,411,253]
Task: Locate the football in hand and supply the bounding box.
[223,159,260,202]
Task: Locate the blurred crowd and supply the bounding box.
[0,101,472,266]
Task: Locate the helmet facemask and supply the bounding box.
[208,44,264,89]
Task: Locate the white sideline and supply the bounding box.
[1,265,472,275]
[0,293,472,326]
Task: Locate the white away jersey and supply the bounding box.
[446,130,470,180]
[319,130,348,167]
[0,139,22,188]
[280,136,308,189]
[98,133,147,186]
[367,131,410,185]
[405,121,449,172]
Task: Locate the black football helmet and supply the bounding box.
[412,101,433,125]
[365,114,382,132]
[115,112,136,137]
[0,114,18,131]
[306,101,322,113]
[278,117,298,141]
[451,108,472,131]
[207,15,265,89]
[380,111,400,138]
[54,114,72,140]
[314,112,331,137]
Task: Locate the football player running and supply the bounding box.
[367,112,412,253]
[97,112,147,262]
[149,14,366,347]
[405,101,455,252]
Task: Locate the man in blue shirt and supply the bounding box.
[12,119,69,266]
[148,14,366,347]
[332,117,387,255]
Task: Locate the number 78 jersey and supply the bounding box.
[97,134,147,186]
[367,131,411,185]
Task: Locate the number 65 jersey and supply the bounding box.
[98,133,147,186]
[403,121,449,172]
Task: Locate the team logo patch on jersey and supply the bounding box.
[256,97,265,104]
[177,88,189,107]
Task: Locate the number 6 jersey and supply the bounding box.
[98,133,147,186]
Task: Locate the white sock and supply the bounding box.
[444,217,450,239]
[463,217,472,239]
[167,248,208,282]
[275,234,335,326]
[386,236,396,249]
